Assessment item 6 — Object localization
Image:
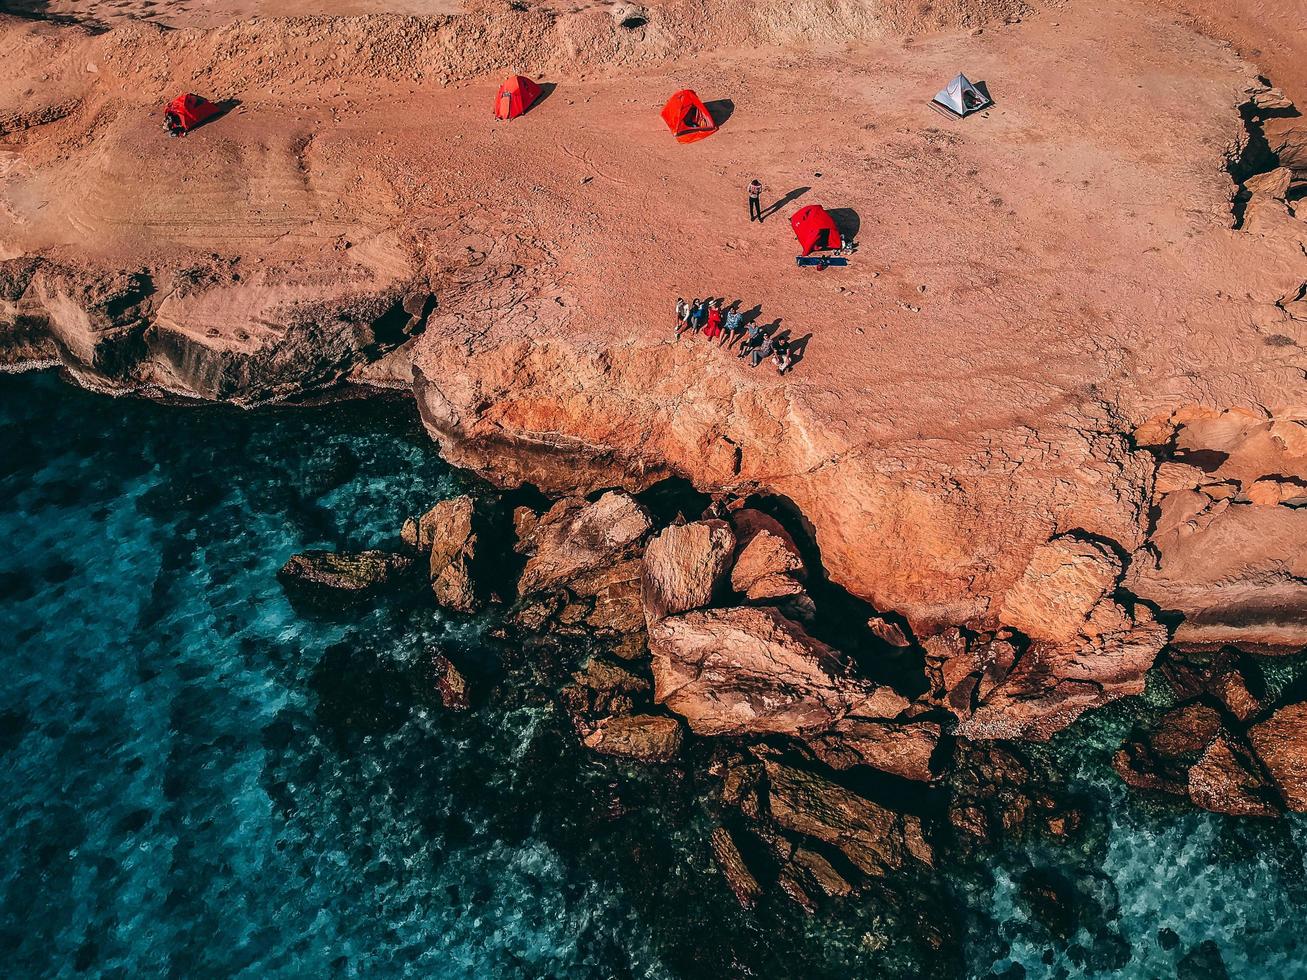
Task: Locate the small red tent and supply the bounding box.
[164,93,221,135]
[495,75,543,120]
[660,90,717,143]
[791,205,842,256]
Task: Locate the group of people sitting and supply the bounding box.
[674,297,795,374]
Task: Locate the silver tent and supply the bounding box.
[932,73,991,117]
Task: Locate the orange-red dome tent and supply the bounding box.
[660,89,717,143]
[164,93,222,135]
[495,75,543,120]
[791,205,842,256]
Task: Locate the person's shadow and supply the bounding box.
[790,333,813,365]
[760,186,810,220]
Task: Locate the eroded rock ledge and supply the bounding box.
[1,256,433,405]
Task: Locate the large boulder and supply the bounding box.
[277,549,416,602]
[649,606,909,738]
[641,519,735,623]
[1187,735,1278,818]
[729,509,809,604]
[807,717,941,782]
[583,714,684,762]
[514,492,652,637]
[762,760,933,877]
[517,491,652,596]
[1248,702,1307,811]
[423,496,481,613]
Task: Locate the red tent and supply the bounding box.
[164,93,221,135]
[791,205,842,256]
[495,75,543,120]
[660,90,717,143]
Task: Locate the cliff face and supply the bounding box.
[4,0,1307,736]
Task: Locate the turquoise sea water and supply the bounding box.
[2,370,1306,979]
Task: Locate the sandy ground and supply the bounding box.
[3,0,464,29]
[1,0,1305,624]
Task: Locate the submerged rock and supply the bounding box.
[649,606,908,738]
[582,714,683,762]
[641,519,735,623]
[559,657,650,735]
[945,741,1036,843]
[277,549,416,602]
[430,652,470,711]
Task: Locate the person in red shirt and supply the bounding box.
[703,299,724,342]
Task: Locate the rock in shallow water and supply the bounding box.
[709,826,763,909]
[277,549,417,602]
[582,714,683,762]
[1113,702,1223,796]
[430,652,470,711]
[762,760,933,877]
[424,496,481,613]
[1249,702,1307,812]
[1187,735,1278,818]
[649,606,908,738]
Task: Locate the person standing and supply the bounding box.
[675,297,690,338]
[748,179,764,222]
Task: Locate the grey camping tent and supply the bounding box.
[932,74,991,117]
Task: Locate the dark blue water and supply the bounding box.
[2,370,1306,979]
